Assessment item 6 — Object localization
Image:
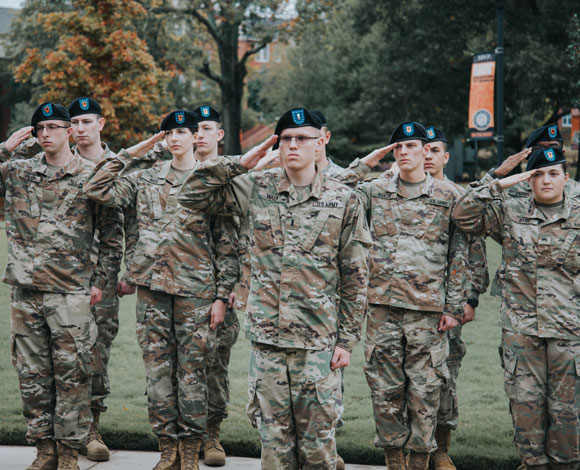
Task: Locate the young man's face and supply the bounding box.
[315,126,332,164]
[70,114,104,147]
[164,127,197,158]
[35,119,72,153]
[196,121,224,157]
[393,139,426,173]
[424,141,449,177]
[279,127,323,172]
[529,164,568,204]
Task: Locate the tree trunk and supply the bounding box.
[218,23,244,155]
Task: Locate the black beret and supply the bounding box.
[425,126,447,144]
[31,102,70,127]
[311,110,327,126]
[524,125,563,149]
[389,121,428,145]
[526,146,566,171]
[273,108,323,150]
[160,110,199,131]
[68,97,102,118]
[193,105,220,122]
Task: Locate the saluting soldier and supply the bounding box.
[83,110,238,470]
[1,103,120,470]
[178,108,372,470]
[355,121,469,470]
[453,146,580,470]
[423,127,489,470]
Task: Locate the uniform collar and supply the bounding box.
[276,164,324,202]
[34,152,84,178]
[528,196,570,223]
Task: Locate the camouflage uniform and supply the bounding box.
[0,138,126,415]
[354,172,469,453]
[454,178,580,469]
[178,155,371,469]
[437,177,490,430]
[1,152,120,448]
[83,151,238,441]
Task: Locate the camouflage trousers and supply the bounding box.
[90,278,120,412]
[364,305,449,453]
[10,287,99,448]
[247,342,341,470]
[206,308,240,425]
[437,324,466,429]
[500,330,580,468]
[136,287,215,440]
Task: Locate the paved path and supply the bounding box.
[1,445,384,469]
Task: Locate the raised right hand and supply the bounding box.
[240,135,278,170]
[498,169,537,190]
[5,127,33,153]
[126,131,165,158]
[494,148,532,177]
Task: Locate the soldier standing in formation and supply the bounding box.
[423,127,489,470]
[355,121,469,470]
[1,102,121,470]
[454,146,580,470]
[83,110,238,470]
[178,108,372,469]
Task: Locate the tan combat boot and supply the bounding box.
[432,425,456,470]
[86,410,110,461]
[203,421,226,466]
[26,439,58,470]
[407,451,430,470]
[179,437,202,470]
[336,453,345,470]
[153,437,180,470]
[384,447,406,470]
[56,442,79,470]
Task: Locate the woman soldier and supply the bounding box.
[453,146,580,470]
[83,110,238,470]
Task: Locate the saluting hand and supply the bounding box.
[253,149,281,171]
[498,169,537,190]
[240,135,278,170]
[361,143,398,169]
[5,126,33,153]
[126,131,165,158]
[494,148,532,177]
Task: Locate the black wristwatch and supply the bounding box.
[215,297,229,303]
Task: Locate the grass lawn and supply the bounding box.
[0,226,519,469]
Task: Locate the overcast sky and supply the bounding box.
[0,0,22,8]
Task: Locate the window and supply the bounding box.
[561,113,572,128]
[256,44,270,63]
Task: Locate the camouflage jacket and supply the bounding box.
[83,151,238,299]
[453,179,580,339]
[444,176,489,300]
[354,173,470,319]
[232,159,371,316]
[178,155,372,352]
[0,153,119,293]
[479,170,580,297]
[0,139,126,288]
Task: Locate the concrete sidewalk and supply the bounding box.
[1,445,384,469]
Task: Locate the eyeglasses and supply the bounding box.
[34,124,69,134]
[279,136,319,145]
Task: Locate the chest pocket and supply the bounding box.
[510,219,537,266]
[141,175,164,220]
[253,205,283,250]
[55,184,82,217]
[556,227,580,273]
[371,193,398,238]
[302,211,331,251]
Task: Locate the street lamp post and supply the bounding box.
[495,0,505,165]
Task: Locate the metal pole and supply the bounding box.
[495,0,505,165]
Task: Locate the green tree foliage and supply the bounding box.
[262,0,580,164]
[13,0,171,148]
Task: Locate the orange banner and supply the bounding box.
[469,52,495,140]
